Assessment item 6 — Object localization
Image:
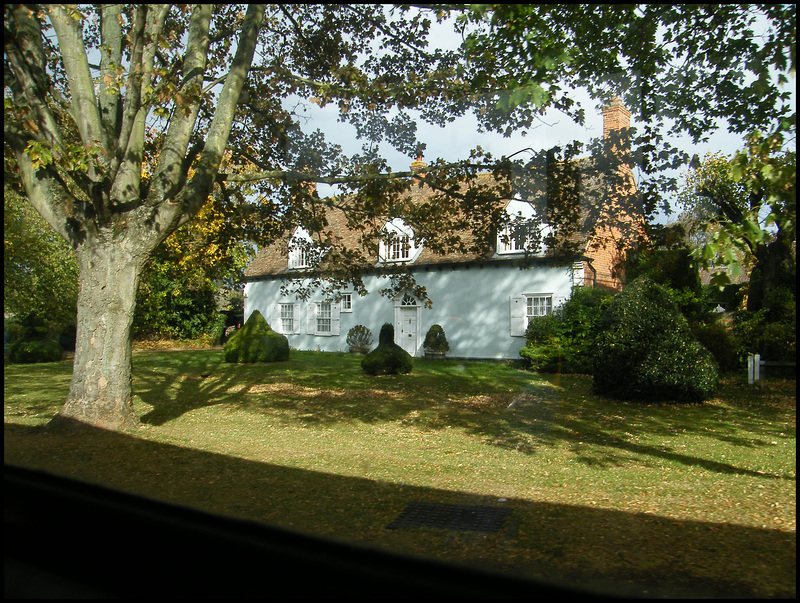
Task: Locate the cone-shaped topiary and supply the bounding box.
[361,323,413,375]
[224,310,289,363]
[593,278,719,402]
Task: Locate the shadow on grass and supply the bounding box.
[125,350,797,482]
[4,421,795,598]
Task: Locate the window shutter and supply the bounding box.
[330,303,341,336]
[293,303,303,334]
[510,296,526,337]
[270,304,282,333]
[306,302,317,335]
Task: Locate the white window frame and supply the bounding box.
[378,218,421,263]
[510,293,554,336]
[270,303,302,334]
[288,227,312,270]
[497,223,529,254]
[497,199,551,256]
[340,293,353,312]
[306,301,341,336]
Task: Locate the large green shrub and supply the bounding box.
[593,278,719,402]
[361,323,413,375]
[8,313,63,364]
[519,286,613,374]
[223,310,289,363]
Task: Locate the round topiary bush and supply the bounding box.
[224,310,289,363]
[361,323,413,375]
[593,278,719,403]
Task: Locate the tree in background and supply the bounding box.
[4,185,78,330]
[678,149,795,311]
[5,4,794,429]
[459,4,796,253]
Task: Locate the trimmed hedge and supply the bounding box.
[593,278,719,403]
[223,310,289,363]
[7,313,63,364]
[361,323,413,375]
[8,338,63,364]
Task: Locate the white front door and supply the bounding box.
[395,306,418,356]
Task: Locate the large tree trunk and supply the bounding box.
[55,234,151,430]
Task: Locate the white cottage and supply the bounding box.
[243,101,641,360]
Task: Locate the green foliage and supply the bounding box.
[133,257,220,341]
[58,324,77,352]
[8,339,64,364]
[519,286,613,374]
[3,186,78,330]
[625,248,701,296]
[378,322,395,346]
[362,323,413,375]
[423,324,449,353]
[731,287,796,364]
[679,146,796,311]
[690,320,740,374]
[223,310,289,363]
[593,278,719,402]
[7,313,63,364]
[346,325,373,349]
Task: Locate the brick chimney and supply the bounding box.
[410,155,427,182]
[602,96,631,138]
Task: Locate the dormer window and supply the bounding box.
[497,199,550,256]
[288,227,312,269]
[379,218,421,263]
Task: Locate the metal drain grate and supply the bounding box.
[386,501,511,533]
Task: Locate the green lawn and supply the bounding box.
[4,349,796,597]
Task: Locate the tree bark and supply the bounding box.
[56,234,150,430]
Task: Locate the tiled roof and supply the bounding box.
[243,175,516,279]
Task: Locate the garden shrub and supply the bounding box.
[519,286,613,374]
[223,310,289,363]
[731,287,796,369]
[346,325,373,350]
[423,324,449,353]
[8,313,63,364]
[593,278,719,402]
[58,324,77,351]
[361,323,413,375]
[690,320,740,374]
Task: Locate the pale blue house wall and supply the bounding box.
[244,262,576,360]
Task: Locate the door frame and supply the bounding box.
[393,292,420,357]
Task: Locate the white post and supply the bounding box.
[754,353,761,387]
[748,354,755,385]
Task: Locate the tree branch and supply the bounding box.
[178,4,267,222]
[47,5,104,148]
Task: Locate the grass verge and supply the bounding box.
[4,349,796,597]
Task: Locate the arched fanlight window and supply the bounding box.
[400,292,417,306]
[379,218,421,263]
